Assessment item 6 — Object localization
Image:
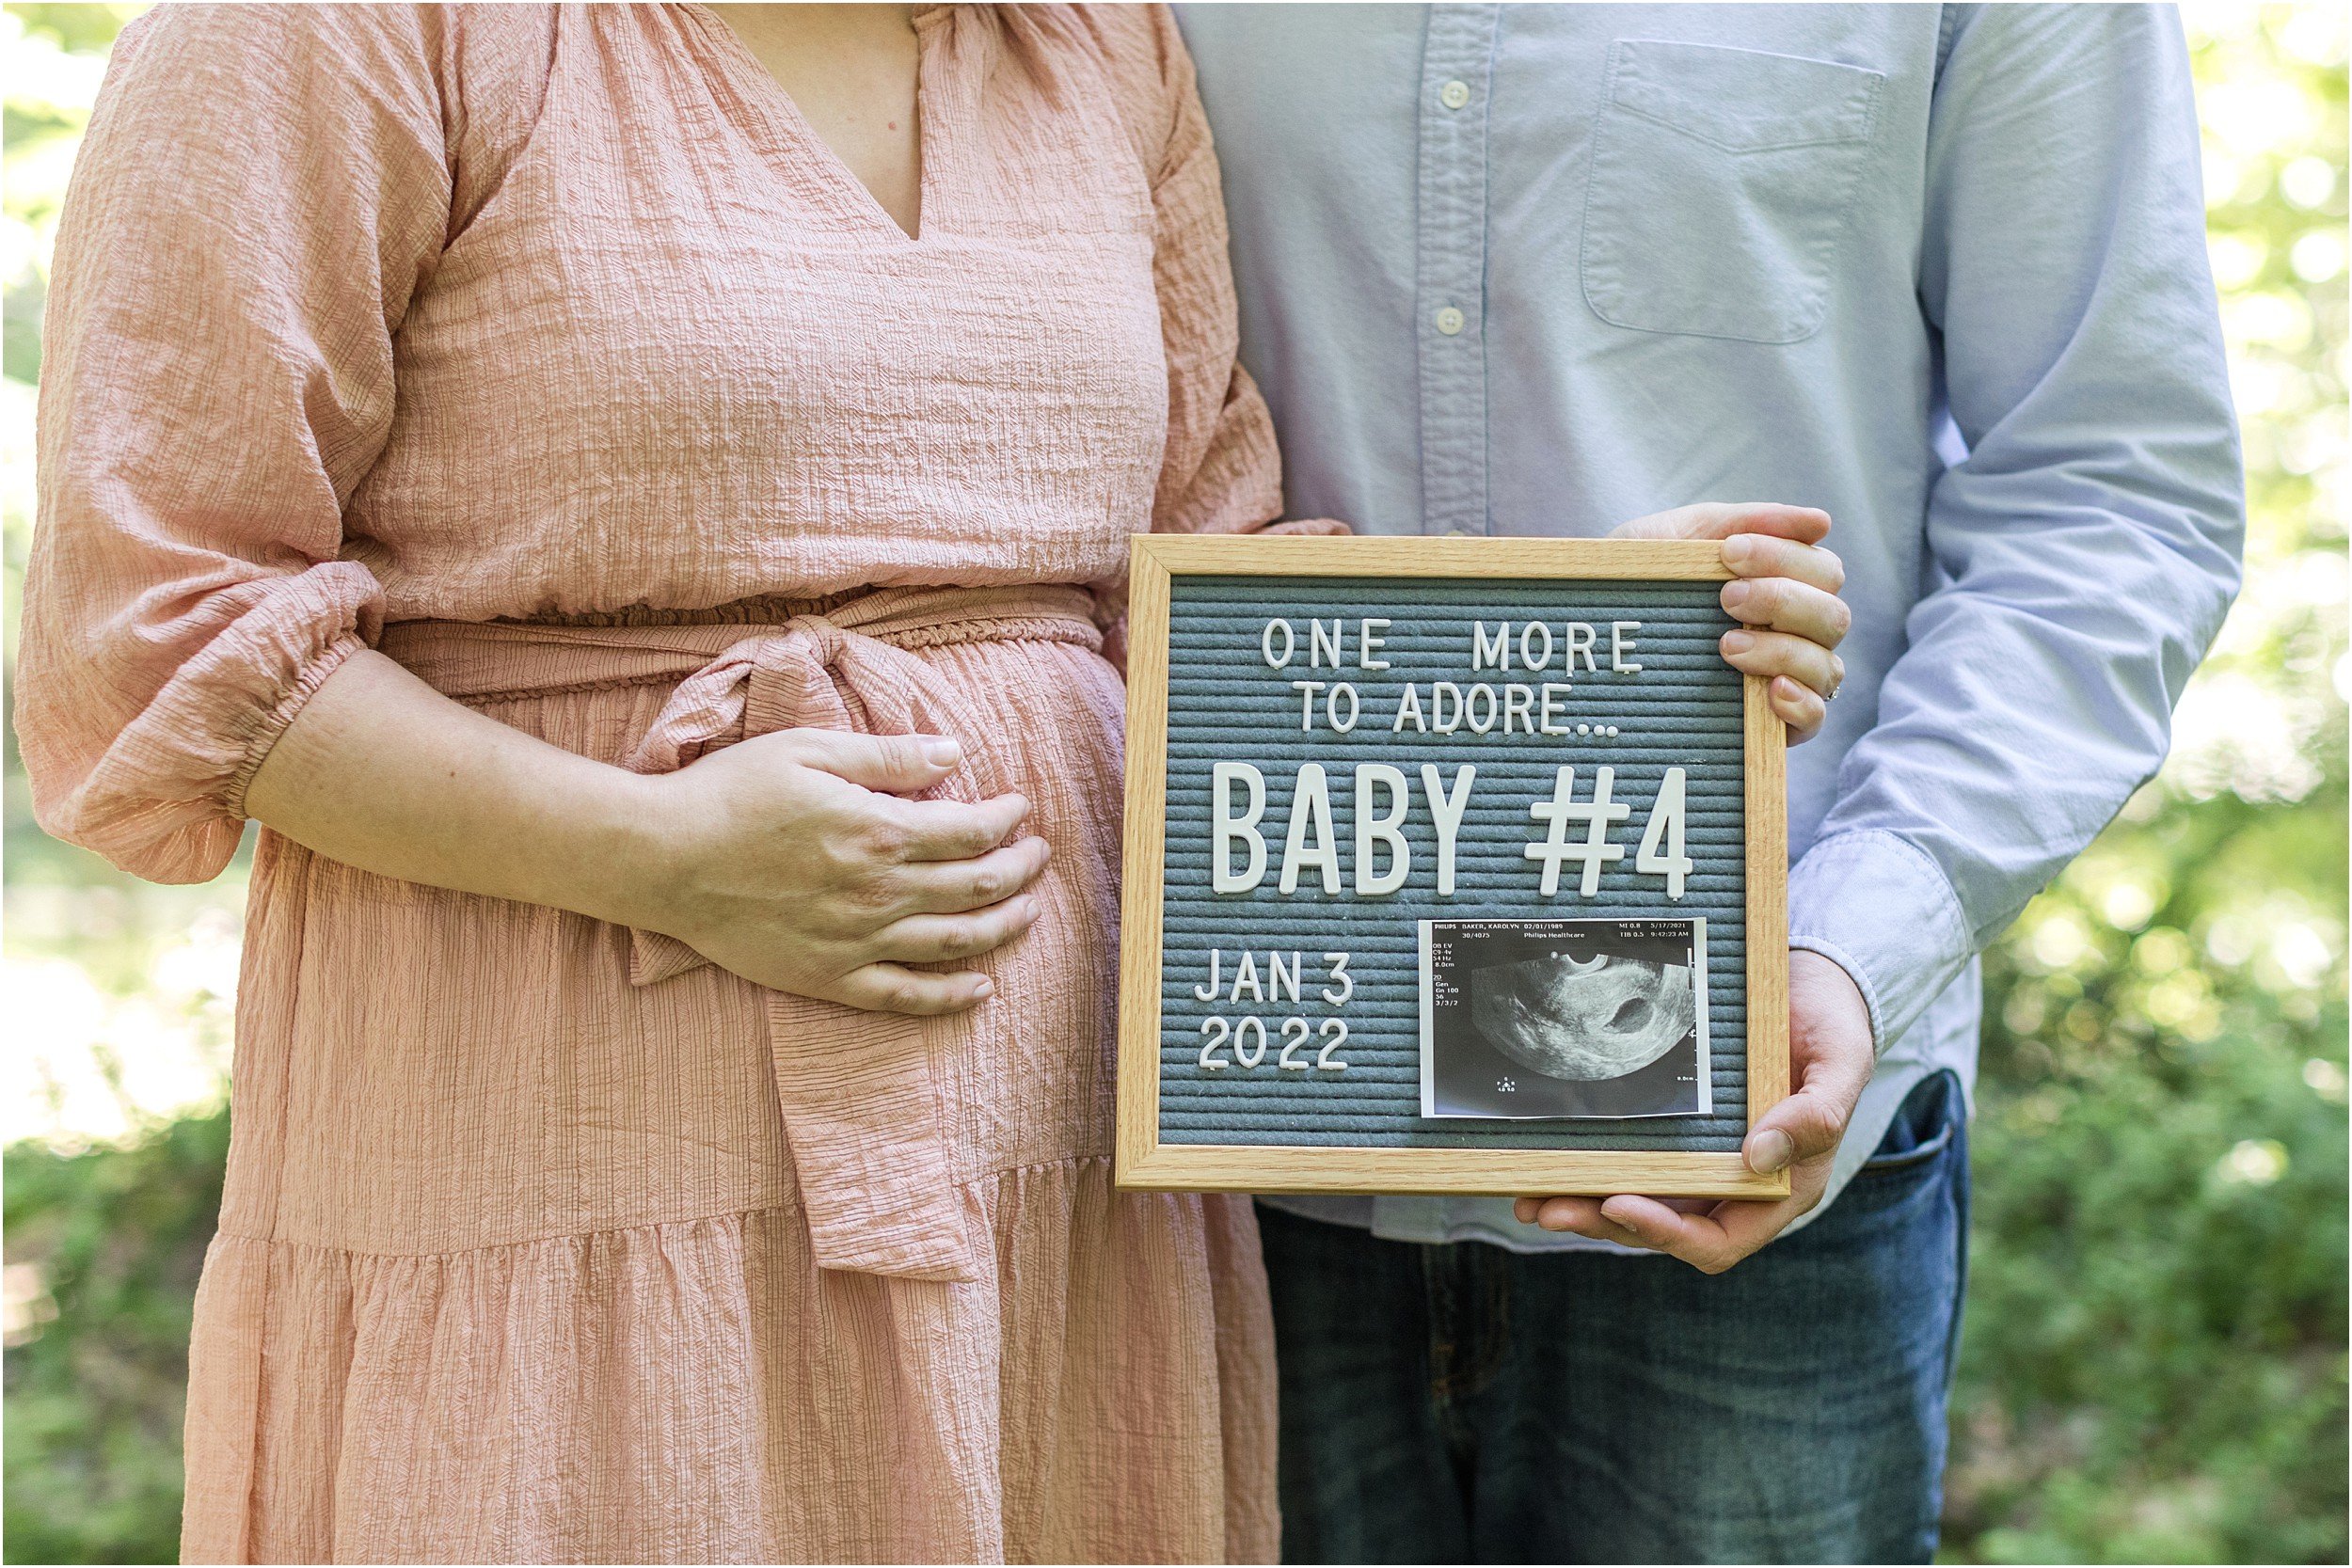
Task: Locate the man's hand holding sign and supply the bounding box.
[1510,503,1868,1271]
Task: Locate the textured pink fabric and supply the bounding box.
[17,4,1336,1560]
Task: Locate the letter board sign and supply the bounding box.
[1116,535,1789,1199]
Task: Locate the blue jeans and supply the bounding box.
[1259,1069,1968,1564]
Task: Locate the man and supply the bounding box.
[1174,6,2244,1561]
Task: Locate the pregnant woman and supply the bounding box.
[19,6,1846,1562]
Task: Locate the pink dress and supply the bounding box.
[18,6,1330,1560]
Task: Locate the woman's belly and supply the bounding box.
[224,616,1129,1258]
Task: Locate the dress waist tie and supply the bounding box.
[379,583,1105,1286]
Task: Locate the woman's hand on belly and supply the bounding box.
[621,727,1050,1014]
[246,650,1050,1016]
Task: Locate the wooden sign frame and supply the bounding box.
[1115,534,1790,1200]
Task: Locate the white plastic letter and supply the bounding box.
[1327,682,1360,734]
[1431,681,1463,734]
[1359,619,1392,672]
[1193,949,1223,1003]
[1611,621,1644,673]
[1633,766,1693,900]
[1355,764,1412,895]
[1292,679,1325,731]
[1524,765,1630,897]
[1232,950,1263,1003]
[1212,763,1267,893]
[1464,683,1498,734]
[1566,622,1598,673]
[1503,683,1535,734]
[1472,622,1511,671]
[1262,620,1295,669]
[1311,619,1343,669]
[1519,621,1554,671]
[1392,683,1427,733]
[1279,764,1343,895]
[1420,764,1476,897]
[1270,951,1303,1004]
[1540,683,1573,736]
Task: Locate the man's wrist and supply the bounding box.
[1788,936,1885,1054]
[1788,828,1976,1054]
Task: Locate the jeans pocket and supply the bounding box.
[1856,1069,1964,1180]
[1580,40,1884,344]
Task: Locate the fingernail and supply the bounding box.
[1722,535,1754,563]
[925,739,961,768]
[1019,896,1041,922]
[1749,1130,1796,1174]
[1722,630,1755,656]
[1723,581,1752,608]
[973,977,994,999]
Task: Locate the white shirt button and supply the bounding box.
[1434,305,1466,336]
[1438,79,1471,111]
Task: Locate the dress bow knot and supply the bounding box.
[622,611,989,1284]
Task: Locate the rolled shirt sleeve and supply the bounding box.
[16,8,452,882]
[1791,3,2244,1052]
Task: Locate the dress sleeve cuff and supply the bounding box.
[219,627,370,821]
[38,561,383,883]
[1788,829,1976,1054]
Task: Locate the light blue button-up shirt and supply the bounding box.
[1175,3,2244,1247]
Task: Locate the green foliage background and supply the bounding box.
[3,5,2344,1563]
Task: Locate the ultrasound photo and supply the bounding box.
[1419,918,1711,1119]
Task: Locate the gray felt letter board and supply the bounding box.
[1116,535,1788,1198]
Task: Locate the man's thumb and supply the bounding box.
[1744,1087,1849,1174]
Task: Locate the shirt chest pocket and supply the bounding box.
[1579,40,1885,344]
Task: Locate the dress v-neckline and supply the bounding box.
[681,3,942,244]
